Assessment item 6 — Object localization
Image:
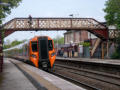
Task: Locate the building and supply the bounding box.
[63,30,91,58]
[64,30,88,44]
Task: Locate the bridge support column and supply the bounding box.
[0,31,3,72]
[106,41,109,58]
[101,42,104,59]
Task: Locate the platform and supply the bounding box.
[0,58,85,90]
[0,58,37,90]
[56,57,120,65]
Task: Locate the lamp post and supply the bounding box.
[69,14,73,18]
[56,31,59,56]
[69,14,73,28]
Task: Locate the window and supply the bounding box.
[32,42,37,52]
[48,40,53,50]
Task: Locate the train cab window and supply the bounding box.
[32,42,37,52]
[48,40,53,50]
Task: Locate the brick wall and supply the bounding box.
[79,31,88,41]
[64,31,88,44]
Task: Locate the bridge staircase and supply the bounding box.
[91,39,115,58]
[91,38,101,57]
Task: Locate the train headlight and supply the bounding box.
[51,52,55,57]
[31,54,37,58]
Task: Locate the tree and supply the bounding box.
[0,0,22,24]
[3,39,27,49]
[53,37,64,45]
[104,0,120,59]
[5,39,10,45]
[104,0,120,29]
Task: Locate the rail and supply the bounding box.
[49,70,100,90]
[53,63,120,90]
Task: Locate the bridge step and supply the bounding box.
[91,38,101,57]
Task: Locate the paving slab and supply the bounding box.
[0,58,37,90]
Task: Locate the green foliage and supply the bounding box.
[3,39,27,49]
[104,0,120,29]
[0,0,22,24]
[111,36,120,59]
[104,0,120,59]
[53,37,64,45]
[111,44,120,59]
[111,50,120,59]
[79,42,90,47]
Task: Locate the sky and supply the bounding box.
[4,0,107,43]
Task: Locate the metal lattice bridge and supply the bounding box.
[2,18,109,39]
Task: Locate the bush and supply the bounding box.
[79,42,90,47]
[111,45,120,59]
[111,51,120,59]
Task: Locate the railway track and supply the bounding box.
[49,70,100,90]
[55,58,120,76]
[51,63,120,90]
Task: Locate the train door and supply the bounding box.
[38,37,49,68]
[29,41,39,67]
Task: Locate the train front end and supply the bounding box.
[30,36,56,69]
[38,36,56,69]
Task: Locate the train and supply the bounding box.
[4,36,56,69]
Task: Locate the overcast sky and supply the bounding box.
[4,0,107,42]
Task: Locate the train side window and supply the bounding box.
[48,40,53,50]
[32,42,37,52]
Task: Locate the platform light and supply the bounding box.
[69,14,73,17]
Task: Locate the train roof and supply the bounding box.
[3,36,53,51]
[3,40,29,51]
[30,36,52,41]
